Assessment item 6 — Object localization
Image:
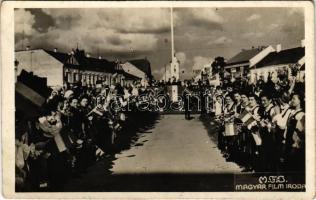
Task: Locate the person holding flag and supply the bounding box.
[259,92,280,172]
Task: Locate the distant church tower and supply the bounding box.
[170,7,180,81]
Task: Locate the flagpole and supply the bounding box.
[170,7,174,59]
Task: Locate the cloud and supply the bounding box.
[269,23,280,30]
[242,32,264,38]
[15,7,305,80]
[16,8,170,54]
[189,8,224,24]
[152,67,166,77]
[14,9,37,35]
[280,9,304,39]
[174,8,223,30]
[176,52,186,64]
[209,36,233,45]
[192,56,212,70]
[246,14,261,22]
[287,8,304,16]
[42,8,170,34]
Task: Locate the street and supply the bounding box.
[63,114,241,191]
[113,115,240,173]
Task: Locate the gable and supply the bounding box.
[66,55,79,65]
[255,47,305,68]
[226,48,262,66]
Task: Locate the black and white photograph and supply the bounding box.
[1,1,315,198]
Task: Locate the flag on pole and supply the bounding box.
[238,110,252,123]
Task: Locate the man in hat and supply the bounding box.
[182,81,192,120]
[15,70,49,190]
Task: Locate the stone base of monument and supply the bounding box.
[167,85,178,102]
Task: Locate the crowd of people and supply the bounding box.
[15,78,163,191]
[193,69,305,173]
[15,66,305,191]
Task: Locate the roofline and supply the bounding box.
[251,63,301,70]
[225,61,250,68]
[254,47,305,68]
[15,48,44,52]
[15,48,117,63]
[276,46,305,52]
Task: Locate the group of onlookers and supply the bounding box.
[196,73,305,173]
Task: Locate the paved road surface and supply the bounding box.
[113,115,241,174]
[63,114,241,191]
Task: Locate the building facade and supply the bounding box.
[251,45,305,83]
[15,49,64,86]
[224,45,275,81]
[15,48,147,87]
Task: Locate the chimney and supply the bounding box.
[26,46,30,51]
[53,48,58,52]
[301,39,305,47]
[276,44,282,53]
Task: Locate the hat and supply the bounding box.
[110,85,115,90]
[52,85,62,92]
[64,90,74,99]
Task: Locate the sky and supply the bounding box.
[14,7,304,80]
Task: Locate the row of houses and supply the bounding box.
[194,39,305,84]
[15,48,152,87]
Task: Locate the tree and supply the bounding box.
[211,56,226,79]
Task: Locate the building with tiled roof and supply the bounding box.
[250,44,305,82]
[225,45,275,79]
[15,48,142,87]
[120,61,146,80]
[226,48,262,66]
[254,47,305,68]
[129,58,152,79]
